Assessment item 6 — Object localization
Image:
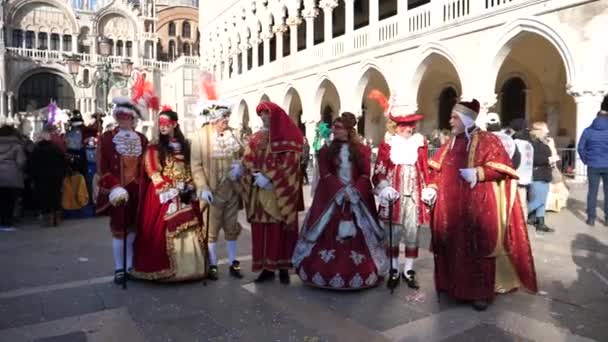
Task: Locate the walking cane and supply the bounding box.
[429,202,439,303]
[202,204,210,286]
[387,200,398,294]
[123,221,128,290]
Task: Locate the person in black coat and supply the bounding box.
[527,122,554,233]
[30,126,67,226]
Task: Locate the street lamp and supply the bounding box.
[66,37,136,113]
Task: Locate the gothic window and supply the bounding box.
[116,40,124,56]
[168,40,176,60]
[83,69,90,84]
[25,31,34,49]
[169,22,176,36]
[500,77,527,125]
[38,32,48,50]
[12,30,23,48]
[126,41,133,57]
[50,34,60,50]
[63,35,72,52]
[183,43,191,56]
[182,21,191,38]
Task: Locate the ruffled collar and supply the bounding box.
[112,129,142,157]
[388,133,423,165]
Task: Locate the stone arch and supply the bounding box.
[15,69,79,112]
[283,86,303,125]
[356,66,391,145]
[411,48,463,134]
[410,43,462,103]
[9,0,79,33]
[237,99,250,130]
[260,93,270,102]
[313,76,341,125]
[96,10,138,39]
[488,18,576,89]
[490,19,576,137]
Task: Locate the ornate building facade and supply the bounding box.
[199,0,608,175]
[0,0,200,137]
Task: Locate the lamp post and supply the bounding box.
[66,37,137,114]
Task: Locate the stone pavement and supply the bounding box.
[0,183,607,342]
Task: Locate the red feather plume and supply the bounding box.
[161,104,173,112]
[367,89,389,113]
[196,72,217,100]
[131,72,159,111]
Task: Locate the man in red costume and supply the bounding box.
[422,99,537,310]
[241,101,304,284]
[96,97,149,285]
[371,98,430,290]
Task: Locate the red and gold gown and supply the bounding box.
[428,130,537,301]
[293,142,388,290]
[131,144,206,281]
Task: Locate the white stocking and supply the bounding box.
[112,238,124,271]
[126,233,136,270]
[227,240,237,264]
[208,242,218,266]
[404,257,415,273]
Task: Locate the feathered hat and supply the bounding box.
[194,72,232,126]
[367,90,423,125]
[112,72,159,120]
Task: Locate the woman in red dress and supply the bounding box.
[131,106,206,282]
[293,113,388,290]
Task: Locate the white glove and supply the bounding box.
[421,188,437,205]
[109,187,129,206]
[229,162,243,181]
[459,168,478,189]
[345,185,360,204]
[159,188,179,204]
[380,186,400,203]
[200,190,214,204]
[253,172,272,190]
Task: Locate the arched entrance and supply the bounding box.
[284,87,303,125]
[499,77,527,126]
[493,31,574,138]
[358,67,390,146]
[260,94,270,102]
[18,72,75,112]
[315,78,341,126]
[413,52,462,134]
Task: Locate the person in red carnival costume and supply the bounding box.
[241,101,304,284]
[131,106,206,282]
[292,113,388,290]
[96,73,158,285]
[422,99,537,310]
[368,91,430,289]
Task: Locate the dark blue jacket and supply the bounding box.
[578,114,608,168]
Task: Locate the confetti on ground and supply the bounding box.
[404,291,426,303]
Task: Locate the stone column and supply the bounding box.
[287,17,301,55]
[321,1,338,41]
[223,54,230,79]
[240,43,249,72]
[251,38,260,69]
[59,35,64,52]
[34,31,39,49]
[7,91,13,116]
[274,24,287,60]
[0,91,6,118]
[231,52,240,76]
[570,89,606,180]
[344,0,355,33]
[397,0,408,18]
[72,34,77,53]
[262,32,272,65]
[303,8,318,48]
[369,0,379,24]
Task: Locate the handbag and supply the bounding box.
[62,172,90,210]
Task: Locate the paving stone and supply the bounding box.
[33,331,87,342]
[443,324,532,342]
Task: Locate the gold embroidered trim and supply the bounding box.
[476,166,485,182]
[486,161,518,178]
[467,133,480,168]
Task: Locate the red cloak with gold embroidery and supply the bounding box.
[241,102,304,272]
[428,130,537,301]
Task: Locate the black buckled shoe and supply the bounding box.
[472,300,489,311]
[114,269,125,285]
[403,270,420,290]
[535,217,555,233]
[229,261,244,279]
[387,269,400,290]
[254,270,276,283]
[208,265,219,281]
[279,269,290,284]
[527,213,537,225]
